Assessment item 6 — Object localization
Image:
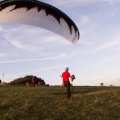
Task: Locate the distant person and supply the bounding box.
[37,82,41,86]
[0,79,1,83]
[26,82,30,86]
[61,67,71,100]
[32,76,35,86]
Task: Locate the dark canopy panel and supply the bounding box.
[0,0,80,43]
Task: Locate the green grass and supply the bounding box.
[0,85,120,120]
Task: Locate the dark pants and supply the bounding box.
[64,82,71,99]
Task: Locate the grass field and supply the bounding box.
[0,85,120,120]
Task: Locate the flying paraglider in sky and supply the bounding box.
[0,0,80,43]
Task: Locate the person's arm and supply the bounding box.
[69,77,73,86]
[60,75,64,86]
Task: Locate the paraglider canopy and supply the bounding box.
[0,0,80,43]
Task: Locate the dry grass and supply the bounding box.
[0,85,120,120]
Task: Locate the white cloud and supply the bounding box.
[95,39,120,52]
[0,56,66,64]
[57,53,67,58]
[79,15,91,27]
[0,23,72,54]
[5,65,69,78]
[0,52,5,58]
[50,0,120,6]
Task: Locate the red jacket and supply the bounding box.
[32,77,34,83]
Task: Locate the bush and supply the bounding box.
[10,75,45,85]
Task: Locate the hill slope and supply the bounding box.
[0,86,120,120]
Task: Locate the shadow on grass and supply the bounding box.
[52,86,111,95]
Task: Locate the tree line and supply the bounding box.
[10,75,45,86]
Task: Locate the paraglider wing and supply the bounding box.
[0,0,80,43]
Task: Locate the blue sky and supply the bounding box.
[0,0,120,86]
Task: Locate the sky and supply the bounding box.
[0,0,120,86]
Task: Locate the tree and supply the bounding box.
[10,75,46,85]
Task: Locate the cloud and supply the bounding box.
[0,56,66,64]
[94,39,120,52]
[6,65,69,78]
[57,53,67,58]
[79,15,91,27]
[82,32,120,55]
[1,23,71,54]
[51,0,119,6]
[0,52,5,58]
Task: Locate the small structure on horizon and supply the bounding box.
[100,83,104,86]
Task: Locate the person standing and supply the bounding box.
[61,67,71,100]
[37,82,41,86]
[32,76,35,86]
[62,74,75,94]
